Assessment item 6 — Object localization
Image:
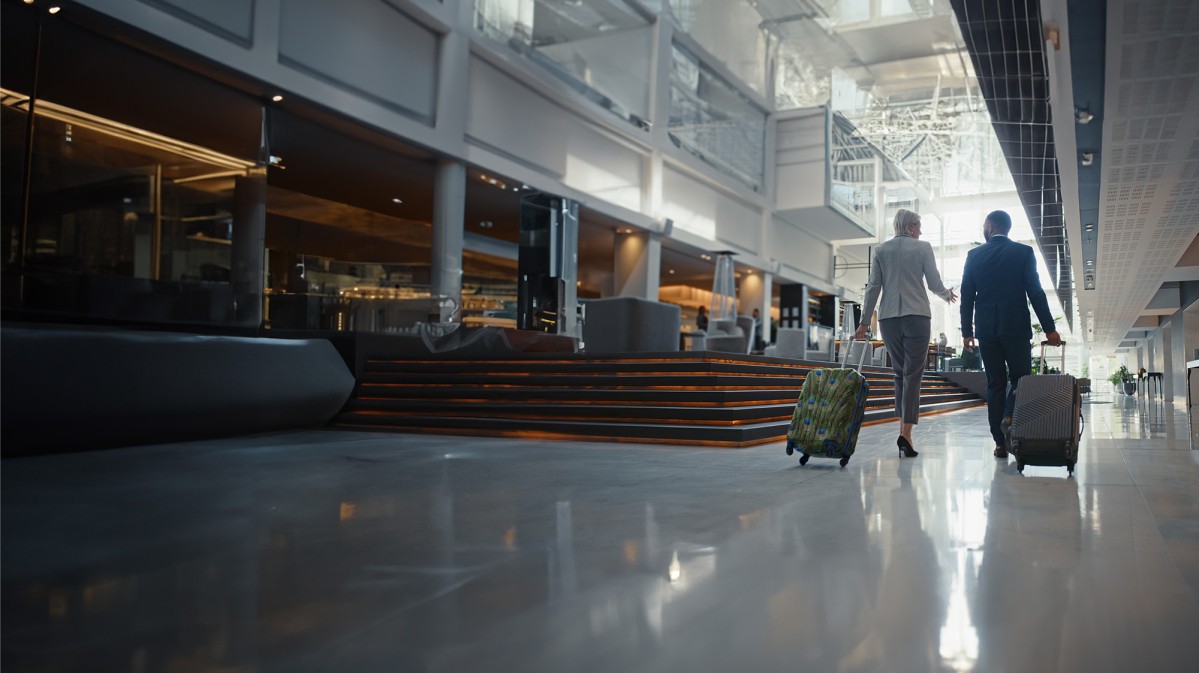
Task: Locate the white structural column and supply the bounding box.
[760,272,772,345]
[613,231,661,300]
[432,159,466,320]
[230,170,267,327]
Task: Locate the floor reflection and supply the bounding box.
[842,463,943,672]
[3,393,1198,672]
[972,463,1080,672]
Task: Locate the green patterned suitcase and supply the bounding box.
[785,368,870,467]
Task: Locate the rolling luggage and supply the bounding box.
[785,342,870,467]
[1008,341,1082,475]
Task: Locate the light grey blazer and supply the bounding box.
[860,234,953,323]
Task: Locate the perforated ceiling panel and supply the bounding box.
[1084,0,1199,353]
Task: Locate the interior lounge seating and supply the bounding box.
[872,345,888,367]
[839,340,871,367]
[736,315,756,352]
[764,327,805,359]
[581,297,680,354]
[704,318,749,354]
[806,325,835,361]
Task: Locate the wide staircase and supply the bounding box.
[333,352,984,448]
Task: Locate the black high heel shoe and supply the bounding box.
[898,436,918,458]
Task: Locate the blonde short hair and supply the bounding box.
[893,209,920,237]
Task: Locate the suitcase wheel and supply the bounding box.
[799,454,810,466]
[1016,460,1024,473]
[1067,462,1075,476]
[839,455,850,468]
[786,440,794,456]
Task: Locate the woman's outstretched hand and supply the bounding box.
[947,287,959,304]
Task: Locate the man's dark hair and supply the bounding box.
[985,210,1012,234]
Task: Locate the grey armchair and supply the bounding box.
[704,319,748,354]
[872,345,888,367]
[764,327,805,359]
[581,297,680,353]
[840,341,871,368]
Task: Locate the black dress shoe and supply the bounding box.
[994,445,1009,458]
[898,436,918,458]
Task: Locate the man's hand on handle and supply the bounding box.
[853,324,869,341]
[963,337,977,351]
[1044,331,1062,347]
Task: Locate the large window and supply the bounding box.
[2,91,257,324]
[668,43,766,191]
[1,8,263,327]
[474,0,654,128]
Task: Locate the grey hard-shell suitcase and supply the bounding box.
[1008,342,1082,474]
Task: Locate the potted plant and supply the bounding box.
[1108,365,1136,395]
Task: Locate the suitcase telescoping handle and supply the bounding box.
[1038,340,1067,374]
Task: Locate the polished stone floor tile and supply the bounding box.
[3,395,1198,673]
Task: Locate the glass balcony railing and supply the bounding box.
[474,0,654,129]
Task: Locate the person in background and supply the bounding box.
[751,308,764,350]
[696,305,708,331]
[960,209,1061,459]
[854,209,958,458]
[937,332,949,370]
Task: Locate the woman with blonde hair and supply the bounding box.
[854,209,957,457]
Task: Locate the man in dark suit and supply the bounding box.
[960,210,1061,458]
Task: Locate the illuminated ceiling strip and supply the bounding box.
[0,87,256,171]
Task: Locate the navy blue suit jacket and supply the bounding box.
[960,236,1056,340]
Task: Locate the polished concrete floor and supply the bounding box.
[3,394,1198,673]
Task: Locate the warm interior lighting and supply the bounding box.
[391,197,403,204]
[0,87,255,171]
[48,5,61,13]
[271,94,284,102]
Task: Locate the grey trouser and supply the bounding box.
[879,315,931,424]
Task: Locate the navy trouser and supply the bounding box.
[977,335,1032,446]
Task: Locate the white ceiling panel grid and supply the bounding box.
[1084,0,1199,353]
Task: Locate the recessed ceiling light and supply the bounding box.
[48,5,61,12]
[23,0,34,5]
[391,198,403,204]
[271,94,284,102]
[668,269,675,274]
[479,220,493,229]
